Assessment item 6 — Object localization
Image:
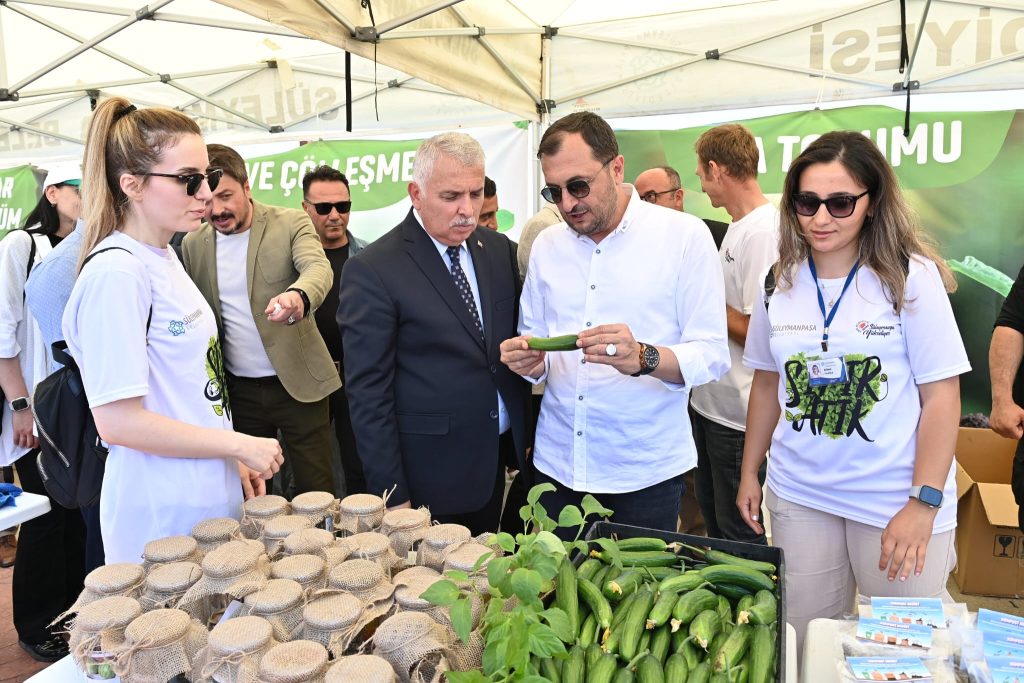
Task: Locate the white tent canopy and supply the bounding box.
[2,0,1024,166]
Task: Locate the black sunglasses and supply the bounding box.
[792,190,869,219]
[640,188,680,203]
[305,200,352,216]
[541,157,614,204]
[142,168,223,197]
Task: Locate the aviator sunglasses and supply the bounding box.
[791,190,869,219]
[305,200,352,216]
[541,157,614,204]
[142,167,223,197]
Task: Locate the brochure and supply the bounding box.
[846,656,932,681]
[986,656,1024,683]
[979,608,1024,636]
[983,632,1024,659]
[870,597,945,628]
[856,618,933,650]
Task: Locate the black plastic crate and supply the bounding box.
[583,520,787,683]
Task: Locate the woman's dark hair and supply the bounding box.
[21,186,70,235]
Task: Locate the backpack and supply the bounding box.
[33,246,151,509]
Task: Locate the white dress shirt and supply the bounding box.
[415,210,510,435]
[520,189,730,493]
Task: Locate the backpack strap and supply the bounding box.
[762,261,778,312]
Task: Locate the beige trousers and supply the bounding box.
[766,488,956,653]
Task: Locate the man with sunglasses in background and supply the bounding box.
[301,165,367,496]
[182,144,338,497]
[688,123,779,545]
[500,111,729,537]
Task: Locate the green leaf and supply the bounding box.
[419,579,461,607]
[446,672,492,683]
[529,553,560,583]
[520,676,552,683]
[487,556,512,590]
[491,532,517,553]
[557,504,584,528]
[532,502,550,526]
[519,504,532,522]
[581,494,613,519]
[526,482,555,506]
[534,531,568,558]
[570,540,589,558]
[539,607,574,643]
[510,567,543,604]
[451,595,473,643]
[473,551,492,573]
[527,622,568,658]
[444,570,470,583]
[482,638,505,675]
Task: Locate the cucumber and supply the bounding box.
[588,653,619,683]
[579,612,598,648]
[638,629,651,655]
[716,594,732,624]
[634,654,666,683]
[713,583,755,602]
[754,590,776,606]
[664,652,689,683]
[712,624,752,673]
[682,545,776,575]
[592,564,611,589]
[586,642,605,674]
[735,594,755,615]
[689,609,723,651]
[649,624,671,665]
[527,334,579,351]
[706,631,730,665]
[577,557,603,582]
[562,644,585,683]
[558,557,581,639]
[613,668,635,683]
[616,537,671,552]
[540,656,562,683]
[594,550,680,568]
[604,569,643,602]
[737,601,776,627]
[747,624,776,683]
[579,577,613,629]
[679,638,702,670]
[639,566,682,582]
[689,661,712,683]
[698,565,776,594]
[646,589,679,629]
[657,572,707,594]
[604,591,641,654]
[671,588,718,627]
[620,587,656,660]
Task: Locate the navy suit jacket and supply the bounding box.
[338,210,531,514]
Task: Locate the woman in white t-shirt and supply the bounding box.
[736,131,970,648]
[62,97,283,564]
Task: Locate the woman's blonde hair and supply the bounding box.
[79,97,201,270]
[776,130,955,312]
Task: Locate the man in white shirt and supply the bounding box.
[689,123,779,544]
[500,112,730,535]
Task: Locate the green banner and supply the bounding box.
[0,165,41,239]
[618,106,1024,416]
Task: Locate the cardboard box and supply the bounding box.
[953,427,1023,597]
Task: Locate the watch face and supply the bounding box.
[642,344,660,369]
[11,398,29,411]
[918,485,943,507]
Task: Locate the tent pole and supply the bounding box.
[902,0,933,90]
[345,51,352,133]
[312,0,356,36]
[0,114,83,144]
[449,6,541,105]
[0,8,8,92]
[368,0,466,39]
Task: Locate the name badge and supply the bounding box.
[807,354,848,386]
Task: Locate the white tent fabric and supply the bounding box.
[2,0,1024,166]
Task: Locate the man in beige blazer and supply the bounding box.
[182,144,339,496]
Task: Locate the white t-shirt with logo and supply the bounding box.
[216,230,276,378]
[743,257,970,532]
[691,203,779,430]
[63,231,241,564]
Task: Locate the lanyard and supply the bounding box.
[808,255,859,353]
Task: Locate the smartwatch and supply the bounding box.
[909,485,943,508]
[10,397,30,412]
[630,343,660,377]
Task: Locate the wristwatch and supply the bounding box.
[10,397,29,412]
[630,343,660,377]
[909,485,943,508]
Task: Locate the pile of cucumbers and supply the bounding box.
[538,537,780,683]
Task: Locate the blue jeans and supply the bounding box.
[533,469,685,541]
[691,409,767,544]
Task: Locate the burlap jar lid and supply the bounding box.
[372,612,450,683]
[325,655,397,683]
[70,596,143,667]
[194,615,275,683]
[178,541,269,611]
[421,523,471,548]
[347,531,402,574]
[392,566,440,584]
[443,542,494,572]
[393,575,441,611]
[142,535,201,566]
[328,558,385,593]
[271,554,326,587]
[191,517,241,545]
[145,562,203,594]
[63,562,146,619]
[244,495,290,518]
[339,493,384,515]
[257,640,328,683]
[208,614,274,654]
[117,608,208,683]
[243,578,304,615]
[261,516,313,556]
[290,491,335,516]
[382,507,430,531]
[282,527,334,556]
[201,540,265,579]
[302,591,362,631]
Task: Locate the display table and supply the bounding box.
[801,617,843,683]
[29,625,799,682]
[0,491,50,528]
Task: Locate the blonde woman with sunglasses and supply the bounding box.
[61,97,283,564]
[736,131,968,650]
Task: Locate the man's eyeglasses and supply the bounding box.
[142,168,223,197]
[792,190,869,219]
[305,200,352,216]
[640,188,680,203]
[541,157,614,205]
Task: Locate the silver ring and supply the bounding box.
[605,343,617,357]
[287,315,296,325]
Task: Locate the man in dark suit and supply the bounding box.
[338,132,531,534]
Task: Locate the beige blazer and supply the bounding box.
[182,200,341,403]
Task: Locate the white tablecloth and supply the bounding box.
[0,491,50,528]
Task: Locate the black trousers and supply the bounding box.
[330,387,366,497]
[433,431,515,536]
[227,374,334,495]
[13,450,86,644]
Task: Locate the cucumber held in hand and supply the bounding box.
[527,334,579,351]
